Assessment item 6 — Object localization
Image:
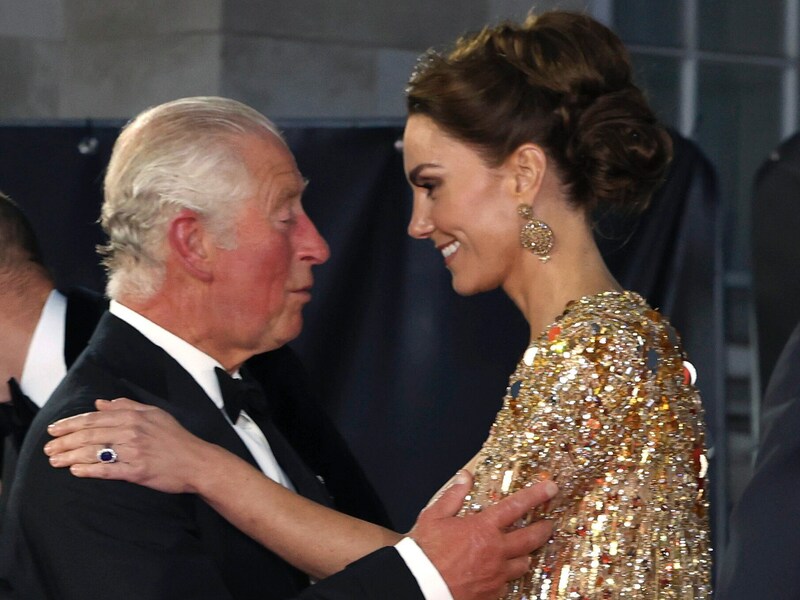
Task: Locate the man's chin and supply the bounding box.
[260,318,304,353]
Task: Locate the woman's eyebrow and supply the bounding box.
[408,163,439,185]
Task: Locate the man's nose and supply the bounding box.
[299,215,330,265]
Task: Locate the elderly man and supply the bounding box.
[0,193,390,532]
[0,97,553,600]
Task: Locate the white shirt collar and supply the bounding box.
[109,300,229,409]
[21,289,68,407]
[109,302,292,490]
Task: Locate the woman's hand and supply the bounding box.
[45,398,213,494]
[46,398,403,578]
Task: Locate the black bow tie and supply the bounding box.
[213,367,333,508]
[1,378,40,450]
[214,367,267,422]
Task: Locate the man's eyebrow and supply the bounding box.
[280,178,309,199]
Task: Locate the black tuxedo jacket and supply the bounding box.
[0,313,422,599]
[716,320,800,599]
[1,288,389,526]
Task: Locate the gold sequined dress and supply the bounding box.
[464,291,711,599]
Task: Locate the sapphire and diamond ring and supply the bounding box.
[97,447,118,464]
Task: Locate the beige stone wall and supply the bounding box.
[0,0,592,120]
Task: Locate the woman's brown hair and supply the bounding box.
[406,11,672,214]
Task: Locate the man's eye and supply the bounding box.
[276,211,297,224]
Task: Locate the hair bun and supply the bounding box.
[565,87,672,214]
[406,10,673,215]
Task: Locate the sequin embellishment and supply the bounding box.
[463,291,711,598]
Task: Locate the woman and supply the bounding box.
[46,10,710,598]
[400,10,711,598]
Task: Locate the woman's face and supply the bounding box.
[403,114,521,296]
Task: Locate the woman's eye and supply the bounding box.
[421,182,437,196]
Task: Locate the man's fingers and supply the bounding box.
[423,470,473,518]
[502,519,554,558]
[484,480,558,528]
[505,555,533,583]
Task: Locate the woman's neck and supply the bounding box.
[503,221,621,343]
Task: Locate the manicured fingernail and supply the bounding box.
[543,480,558,498]
[49,455,61,466]
[452,469,470,486]
[43,442,53,454]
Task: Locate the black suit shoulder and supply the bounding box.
[717,322,800,599]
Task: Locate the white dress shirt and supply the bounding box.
[109,300,294,489]
[20,289,67,408]
[109,300,452,600]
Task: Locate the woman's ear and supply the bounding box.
[167,209,214,282]
[510,143,547,199]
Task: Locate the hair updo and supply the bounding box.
[406,11,672,214]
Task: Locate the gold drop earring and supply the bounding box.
[518,204,553,262]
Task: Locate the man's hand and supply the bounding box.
[409,471,556,600]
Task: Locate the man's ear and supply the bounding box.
[167,209,214,282]
[508,143,548,199]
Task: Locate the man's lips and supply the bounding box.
[290,285,313,298]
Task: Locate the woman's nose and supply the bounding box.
[407,200,434,239]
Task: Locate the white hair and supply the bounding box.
[100,96,284,300]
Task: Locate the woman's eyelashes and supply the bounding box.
[418,180,439,197]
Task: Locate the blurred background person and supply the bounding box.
[0,191,105,509]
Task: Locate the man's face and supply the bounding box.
[209,133,329,362]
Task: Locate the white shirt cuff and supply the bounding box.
[394,537,453,600]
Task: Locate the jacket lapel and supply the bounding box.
[88,313,260,470]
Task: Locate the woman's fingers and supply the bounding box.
[44,403,163,461]
[44,422,136,456]
[43,401,201,493]
[69,462,139,481]
[95,398,152,412]
[47,398,154,436]
[48,444,117,468]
